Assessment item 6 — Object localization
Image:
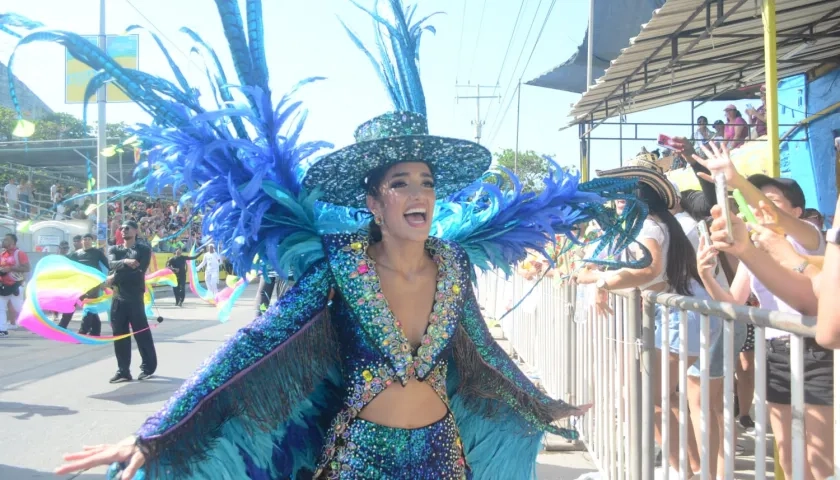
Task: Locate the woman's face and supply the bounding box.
[366,162,436,243]
[615,199,626,215]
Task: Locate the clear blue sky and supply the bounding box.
[2,0,755,174]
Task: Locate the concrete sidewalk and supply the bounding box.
[0,286,595,479]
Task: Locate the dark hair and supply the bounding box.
[697,116,708,124]
[73,235,83,241]
[83,233,95,240]
[638,183,701,296]
[713,120,724,127]
[362,161,436,243]
[679,190,710,221]
[363,164,391,243]
[5,233,17,245]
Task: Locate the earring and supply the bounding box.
[374,215,383,225]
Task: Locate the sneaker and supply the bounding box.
[739,415,756,434]
[138,371,154,381]
[109,372,132,384]
[0,331,8,337]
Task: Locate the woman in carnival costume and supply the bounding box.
[2,2,648,479]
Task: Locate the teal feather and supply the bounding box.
[125,25,193,95]
[245,0,269,89]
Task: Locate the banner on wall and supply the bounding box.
[65,34,139,104]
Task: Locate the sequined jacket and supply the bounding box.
[132,234,578,480]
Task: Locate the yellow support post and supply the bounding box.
[762,0,780,178]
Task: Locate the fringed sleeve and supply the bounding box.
[448,279,581,480]
[132,258,344,479]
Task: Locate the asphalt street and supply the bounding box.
[0,285,595,480]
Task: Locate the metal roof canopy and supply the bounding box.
[568,0,840,126]
[0,137,137,185]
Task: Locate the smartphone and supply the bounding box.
[714,172,734,243]
[697,220,712,247]
[658,133,680,149]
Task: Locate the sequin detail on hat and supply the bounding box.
[302,111,491,209]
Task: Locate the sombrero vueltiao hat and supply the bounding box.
[303,111,490,209]
[301,3,490,209]
[595,148,679,209]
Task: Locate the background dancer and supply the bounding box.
[107,221,157,384]
[0,233,29,337]
[196,244,221,300]
[165,247,201,306]
[253,270,294,316]
[62,234,110,335]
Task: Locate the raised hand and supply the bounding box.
[692,141,743,186]
[696,235,719,278]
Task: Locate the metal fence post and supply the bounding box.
[641,296,655,480]
[628,289,642,480]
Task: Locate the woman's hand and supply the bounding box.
[595,288,613,316]
[748,222,803,267]
[574,267,599,285]
[692,141,743,186]
[55,436,145,480]
[696,235,719,278]
[709,205,751,256]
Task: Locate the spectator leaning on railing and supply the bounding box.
[698,142,832,480]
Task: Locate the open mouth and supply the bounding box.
[403,207,427,227]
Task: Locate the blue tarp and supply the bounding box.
[526,0,665,93]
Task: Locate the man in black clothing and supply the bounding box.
[107,220,157,383]
[165,247,201,306]
[59,234,109,335]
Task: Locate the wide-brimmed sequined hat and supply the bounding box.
[595,149,678,209]
[303,111,490,209]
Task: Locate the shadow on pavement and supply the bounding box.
[0,464,102,479]
[0,401,79,420]
[535,462,596,480]
[87,376,185,406]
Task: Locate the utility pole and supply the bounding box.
[96,0,108,244]
[455,84,500,145]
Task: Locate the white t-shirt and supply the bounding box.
[629,218,670,290]
[198,252,222,275]
[748,222,825,338]
[4,183,19,201]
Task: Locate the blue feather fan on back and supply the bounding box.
[0,2,359,278]
[435,157,651,275]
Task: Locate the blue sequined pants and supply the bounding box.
[320,413,470,480]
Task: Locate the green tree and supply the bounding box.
[493,148,549,192]
[0,106,19,141]
[31,112,91,140]
[106,121,130,141]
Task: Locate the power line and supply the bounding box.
[123,0,203,72]
[485,0,545,140]
[454,0,469,83]
[481,0,529,127]
[466,0,489,82]
[487,0,558,146]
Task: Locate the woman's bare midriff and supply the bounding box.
[357,379,448,428]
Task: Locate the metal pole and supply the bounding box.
[96,0,108,243]
[628,289,642,480]
[586,0,595,88]
[762,0,780,177]
[641,298,655,480]
[514,83,521,174]
[475,85,481,144]
[119,149,125,216]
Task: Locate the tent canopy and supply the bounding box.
[556,0,840,125]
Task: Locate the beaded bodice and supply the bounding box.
[324,233,468,413]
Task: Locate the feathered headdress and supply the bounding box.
[2,1,345,278]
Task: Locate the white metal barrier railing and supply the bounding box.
[475,271,835,480]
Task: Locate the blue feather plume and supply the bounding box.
[340,0,441,116]
[434,157,651,275]
[1,9,365,279]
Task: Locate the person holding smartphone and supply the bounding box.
[699,143,831,480]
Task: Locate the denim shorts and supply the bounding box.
[654,305,722,358]
[687,319,748,379]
